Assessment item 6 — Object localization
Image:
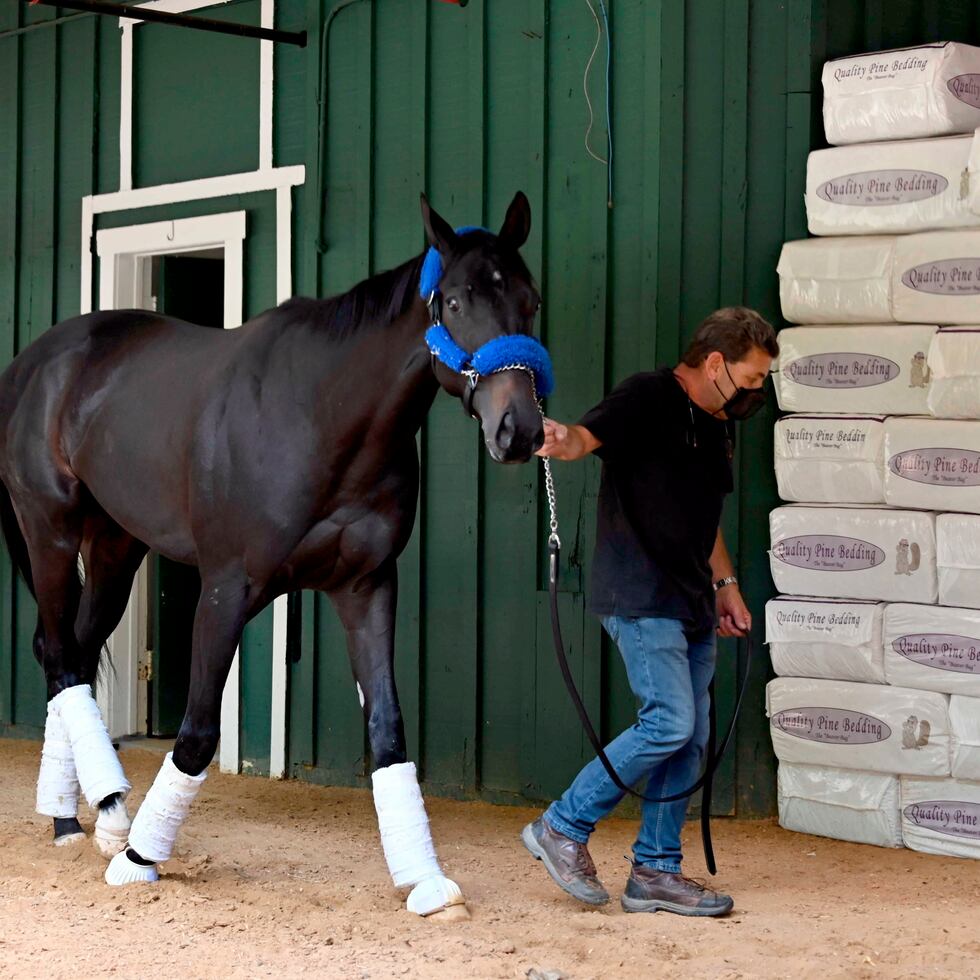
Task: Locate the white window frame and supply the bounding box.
[119,0,275,191]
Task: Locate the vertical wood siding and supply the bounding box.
[3,0,978,811]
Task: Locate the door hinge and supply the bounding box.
[138,658,154,682]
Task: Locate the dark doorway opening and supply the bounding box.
[146,252,224,737]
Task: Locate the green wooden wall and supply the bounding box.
[4,0,980,813]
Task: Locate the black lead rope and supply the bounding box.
[547,538,753,876]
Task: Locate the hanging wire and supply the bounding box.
[583,0,614,207]
[583,0,607,166]
[598,0,613,208]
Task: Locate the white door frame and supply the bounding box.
[95,212,245,774]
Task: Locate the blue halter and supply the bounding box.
[421,227,555,399]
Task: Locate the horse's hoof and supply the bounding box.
[105,849,159,886]
[52,816,86,847]
[426,903,471,922]
[94,799,131,859]
[407,875,468,919]
[53,831,87,847]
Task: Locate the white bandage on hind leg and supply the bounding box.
[50,684,130,808]
[372,761,465,916]
[36,703,80,818]
[127,752,207,864]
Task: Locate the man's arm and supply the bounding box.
[535,418,602,461]
[710,528,751,638]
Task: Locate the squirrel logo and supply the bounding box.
[901,715,931,750]
[896,538,921,576]
[909,351,931,389]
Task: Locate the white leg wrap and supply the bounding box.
[50,684,130,809]
[127,752,206,864]
[36,703,81,818]
[372,762,465,916]
[372,762,442,886]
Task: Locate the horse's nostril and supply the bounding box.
[496,411,515,451]
[532,428,544,453]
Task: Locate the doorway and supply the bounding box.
[94,212,246,765]
[145,253,223,736]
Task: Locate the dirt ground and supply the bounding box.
[1,739,978,979]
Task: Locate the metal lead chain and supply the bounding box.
[486,362,561,549]
[542,456,560,548]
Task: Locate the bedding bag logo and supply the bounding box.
[901,258,980,295]
[888,448,980,486]
[904,800,980,839]
[772,534,885,571]
[948,73,980,109]
[772,707,891,745]
[784,353,899,388]
[816,170,947,206]
[893,633,980,673]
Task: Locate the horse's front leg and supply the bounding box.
[331,563,469,920]
[105,567,248,885]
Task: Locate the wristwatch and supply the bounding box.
[713,575,738,592]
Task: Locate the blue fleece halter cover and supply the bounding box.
[420,226,554,397]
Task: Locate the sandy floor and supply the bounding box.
[0,739,978,979]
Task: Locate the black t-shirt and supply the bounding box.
[579,368,734,629]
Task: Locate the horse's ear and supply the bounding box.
[498,191,531,250]
[420,193,458,255]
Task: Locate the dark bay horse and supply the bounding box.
[0,192,544,917]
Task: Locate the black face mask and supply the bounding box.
[714,362,767,421]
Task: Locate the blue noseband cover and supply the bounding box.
[420,226,555,397]
[425,325,555,397]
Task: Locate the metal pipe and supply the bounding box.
[26,0,307,47]
[0,10,97,38]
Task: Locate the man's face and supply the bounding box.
[705,347,773,418]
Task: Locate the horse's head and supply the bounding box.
[420,192,546,464]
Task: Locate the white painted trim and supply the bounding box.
[269,595,289,778]
[79,166,302,321]
[122,0,234,17]
[118,0,275,186]
[275,183,292,304]
[268,181,293,780]
[260,0,274,172]
[96,211,246,259]
[119,23,134,192]
[80,198,94,315]
[89,165,304,216]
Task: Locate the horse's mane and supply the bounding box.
[276,253,424,341]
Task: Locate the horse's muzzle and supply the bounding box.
[490,409,544,463]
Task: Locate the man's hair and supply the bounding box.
[681,307,779,367]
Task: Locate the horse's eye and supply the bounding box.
[446,296,460,313]
[536,300,543,312]
[491,270,503,285]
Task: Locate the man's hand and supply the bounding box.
[536,418,569,458]
[716,584,751,638]
[535,419,601,461]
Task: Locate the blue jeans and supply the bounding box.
[544,616,716,873]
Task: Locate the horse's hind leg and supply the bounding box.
[106,566,249,885]
[70,512,149,857]
[331,563,468,920]
[17,493,132,845]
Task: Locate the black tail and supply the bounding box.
[0,479,35,599]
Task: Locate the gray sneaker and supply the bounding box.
[621,863,734,916]
[521,817,609,906]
